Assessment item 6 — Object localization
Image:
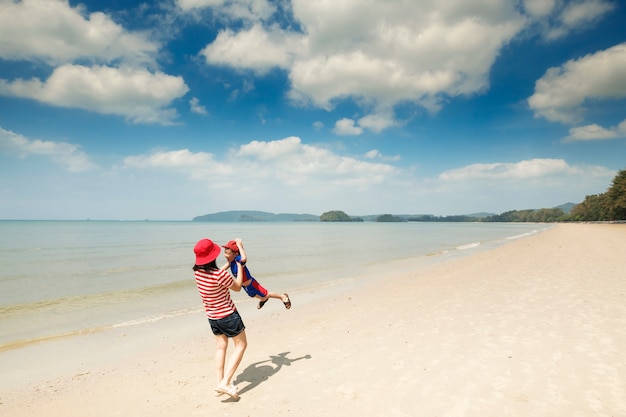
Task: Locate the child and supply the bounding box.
[221,238,291,310]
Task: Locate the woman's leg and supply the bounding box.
[219,330,247,388]
[214,334,228,387]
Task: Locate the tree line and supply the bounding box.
[567,169,626,221]
[321,168,626,223]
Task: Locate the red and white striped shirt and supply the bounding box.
[194,267,236,320]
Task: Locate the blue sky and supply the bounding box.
[1,0,625,220]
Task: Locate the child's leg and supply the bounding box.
[250,280,291,309]
[256,295,269,309]
[256,292,290,309]
[265,291,289,303]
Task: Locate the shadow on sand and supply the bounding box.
[233,351,312,396]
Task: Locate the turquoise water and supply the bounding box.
[0,220,548,351]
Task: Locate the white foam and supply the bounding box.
[456,242,480,250]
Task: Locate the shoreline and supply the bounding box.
[1,223,625,416]
[0,223,546,355]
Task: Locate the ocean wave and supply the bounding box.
[0,306,203,353]
[456,242,480,250]
[0,326,110,353]
[111,307,201,328]
[0,279,195,317]
[506,229,539,240]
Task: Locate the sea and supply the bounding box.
[0,220,549,353]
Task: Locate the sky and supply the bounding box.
[1,0,625,220]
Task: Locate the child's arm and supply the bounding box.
[230,261,244,291]
[235,238,248,264]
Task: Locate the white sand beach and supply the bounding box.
[1,223,625,416]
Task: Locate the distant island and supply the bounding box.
[192,210,319,222]
[192,203,577,223]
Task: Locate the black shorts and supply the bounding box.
[209,310,245,337]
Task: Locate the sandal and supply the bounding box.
[258,299,268,309]
[215,384,239,400]
[283,293,291,309]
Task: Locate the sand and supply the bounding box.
[1,223,625,416]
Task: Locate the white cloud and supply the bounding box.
[286,9,524,109]
[0,126,96,172]
[439,158,574,181]
[124,136,402,200]
[0,64,189,125]
[189,97,208,114]
[0,1,193,124]
[358,112,399,133]
[123,149,214,169]
[234,136,397,189]
[0,0,158,66]
[523,0,557,18]
[201,24,302,74]
[176,0,276,22]
[364,149,401,162]
[122,148,237,182]
[177,0,224,10]
[196,0,527,130]
[564,122,626,141]
[191,0,618,133]
[237,137,400,192]
[430,158,616,213]
[548,0,616,40]
[330,111,399,135]
[118,138,617,216]
[522,0,615,40]
[333,118,363,136]
[528,43,626,124]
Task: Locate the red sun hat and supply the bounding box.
[194,239,221,265]
[222,240,239,253]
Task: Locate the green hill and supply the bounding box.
[192,211,319,222]
[555,202,576,214]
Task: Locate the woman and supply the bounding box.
[193,238,246,400]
